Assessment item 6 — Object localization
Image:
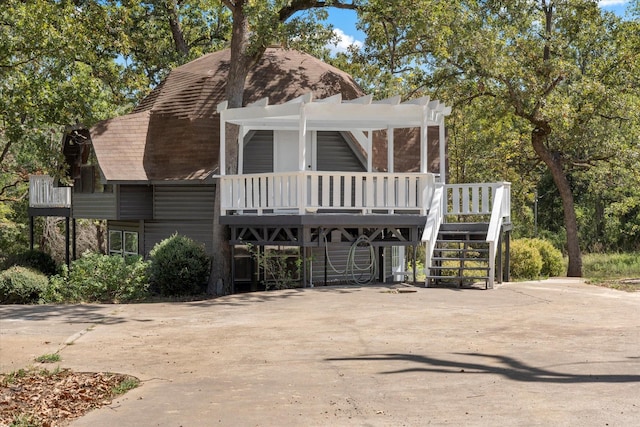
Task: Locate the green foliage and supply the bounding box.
[148,234,210,296]
[50,253,150,303]
[111,376,140,395]
[0,266,50,304]
[35,353,61,363]
[522,238,564,277]
[583,252,640,280]
[246,244,302,291]
[3,250,59,276]
[509,239,543,280]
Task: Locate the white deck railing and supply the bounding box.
[485,182,511,288]
[220,171,435,215]
[421,184,445,274]
[443,182,508,216]
[29,175,71,208]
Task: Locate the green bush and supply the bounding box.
[50,252,150,303]
[3,250,59,276]
[509,239,543,280]
[0,266,50,304]
[523,238,564,277]
[149,234,210,296]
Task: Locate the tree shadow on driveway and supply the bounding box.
[0,305,147,325]
[327,352,640,383]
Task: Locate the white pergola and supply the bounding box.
[217,92,452,183]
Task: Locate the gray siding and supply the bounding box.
[109,220,141,232]
[243,130,365,173]
[144,220,214,256]
[310,245,376,285]
[243,130,273,173]
[153,185,215,220]
[72,192,117,219]
[317,131,366,172]
[119,185,153,220]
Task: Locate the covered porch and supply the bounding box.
[217,92,451,217]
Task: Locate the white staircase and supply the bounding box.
[422,183,511,289]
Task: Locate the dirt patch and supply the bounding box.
[589,278,640,292]
[0,368,138,426]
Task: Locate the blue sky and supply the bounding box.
[324,1,632,54]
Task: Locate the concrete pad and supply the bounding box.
[1,279,639,426]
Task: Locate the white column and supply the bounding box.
[439,114,446,184]
[219,111,226,175]
[298,105,307,214]
[299,105,306,171]
[238,126,245,174]
[387,127,394,173]
[367,131,373,172]
[420,109,428,174]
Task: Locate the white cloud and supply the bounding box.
[598,0,627,6]
[328,28,363,55]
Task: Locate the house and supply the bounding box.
[28,47,511,292]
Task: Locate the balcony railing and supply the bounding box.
[29,175,71,208]
[220,171,435,215]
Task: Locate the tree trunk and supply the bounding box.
[209,1,264,293]
[531,126,582,277]
[166,0,189,56]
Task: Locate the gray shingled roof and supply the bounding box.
[91,47,364,182]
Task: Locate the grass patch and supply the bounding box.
[583,252,640,279]
[111,376,139,395]
[583,252,640,292]
[34,353,60,363]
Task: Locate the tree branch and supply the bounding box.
[279,1,358,22]
[0,140,12,165]
[221,1,235,12]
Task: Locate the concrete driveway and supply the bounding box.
[1,278,639,426]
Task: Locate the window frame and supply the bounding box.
[108,230,139,257]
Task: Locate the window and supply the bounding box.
[75,165,113,194]
[109,230,138,256]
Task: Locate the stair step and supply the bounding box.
[425,275,489,280]
[432,259,489,263]
[436,235,487,244]
[440,222,490,232]
[430,266,490,272]
[434,247,489,252]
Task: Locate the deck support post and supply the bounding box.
[72,218,77,261]
[29,215,34,251]
[65,216,70,268]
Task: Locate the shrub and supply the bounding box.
[524,238,564,277]
[148,234,210,296]
[509,239,543,280]
[3,250,58,276]
[0,266,50,304]
[51,252,150,303]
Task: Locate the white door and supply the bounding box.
[274,130,314,172]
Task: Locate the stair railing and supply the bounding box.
[485,182,511,288]
[421,184,444,285]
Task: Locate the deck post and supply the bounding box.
[439,115,447,184]
[65,216,70,267]
[420,111,428,174]
[29,215,34,251]
[387,127,394,173]
[219,111,226,175]
[72,218,77,261]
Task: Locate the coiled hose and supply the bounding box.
[324,234,378,285]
